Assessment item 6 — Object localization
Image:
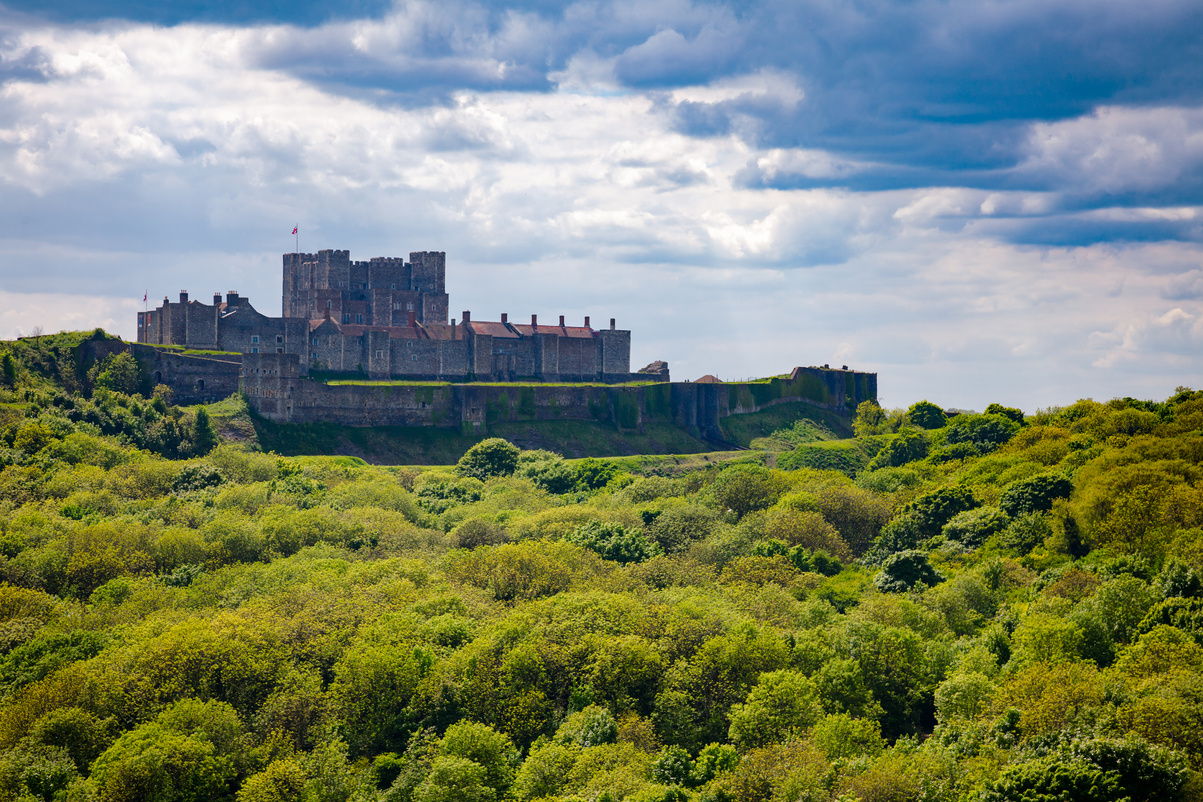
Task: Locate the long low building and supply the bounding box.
[137,249,658,383]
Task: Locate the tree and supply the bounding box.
[875,550,941,592]
[710,465,785,518]
[905,485,979,539]
[985,403,1025,425]
[853,401,889,437]
[1,352,16,387]
[906,400,946,429]
[944,413,1020,453]
[978,756,1126,802]
[567,520,657,564]
[455,439,520,481]
[438,721,518,797]
[727,670,822,750]
[1000,472,1074,517]
[94,351,144,396]
[90,723,236,802]
[942,507,1009,549]
[191,407,218,456]
[414,756,495,802]
[866,427,929,469]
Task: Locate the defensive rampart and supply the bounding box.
[240,353,876,442]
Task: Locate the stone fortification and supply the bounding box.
[138,248,641,384]
[240,352,876,441]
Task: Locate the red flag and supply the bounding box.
[142,292,147,303]
[292,227,298,235]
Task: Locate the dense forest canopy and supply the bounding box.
[1,332,1203,802]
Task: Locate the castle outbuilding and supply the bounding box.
[138,249,647,383]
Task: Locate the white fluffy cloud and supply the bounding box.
[0,11,1201,411]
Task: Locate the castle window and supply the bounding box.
[375,350,383,359]
[391,284,396,289]
[276,347,283,354]
[276,335,283,343]
[406,342,412,349]
[311,352,316,360]
[342,314,350,323]
[251,347,259,353]
[411,354,417,361]
[356,314,363,324]
[312,338,318,345]
[251,335,259,344]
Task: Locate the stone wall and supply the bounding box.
[240,353,877,443]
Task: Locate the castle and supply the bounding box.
[138,249,651,383]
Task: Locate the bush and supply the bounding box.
[905,485,979,539]
[456,439,520,481]
[710,465,785,518]
[866,428,929,469]
[875,550,941,593]
[944,413,1020,453]
[567,520,657,564]
[906,400,947,429]
[453,519,509,550]
[1000,472,1074,517]
[942,507,1009,549]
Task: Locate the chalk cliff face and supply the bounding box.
[137,249,637,383]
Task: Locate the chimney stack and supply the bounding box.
[179,291,189,303]
[226,291,239,305]
[559,315,565,327]
[610,318,616,330]
[408,310,416,327]
[501,313,508,324]
[531,314,538,328]
[213,293,221,306]
[462,310,471,323]
[451,319,456,338]
[584,316,590,328]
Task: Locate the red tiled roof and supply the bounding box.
[467,321,520,339]
[695,374,721,383]
[511,324,596,338]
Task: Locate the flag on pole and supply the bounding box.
[292,227,298,235]
[142,291,147,303]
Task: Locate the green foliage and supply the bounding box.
[866,427,929,469]
[710,465,785,518]
[875,550,941,592]
[999,471,1074,517]
[944,413,1021,453]
[906,400,946,429]
[455,439,520,481]
[984,402,1025,424]
[942,507,1009,549]
[1,373,1203,802]
[905,484,979,539]
[93,352,144,396]
[567,519,657,564]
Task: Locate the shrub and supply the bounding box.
[866,428,929,469]
[875,550,941,593]
[1000,472,1074,517]
[944,413,1020,453]
[942,507,1010,549]
[567,520,657,565]
[456,439,520,481]
[906,400,947,429]
[905,485,979,539]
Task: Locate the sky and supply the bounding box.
[1,0,1201,412]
